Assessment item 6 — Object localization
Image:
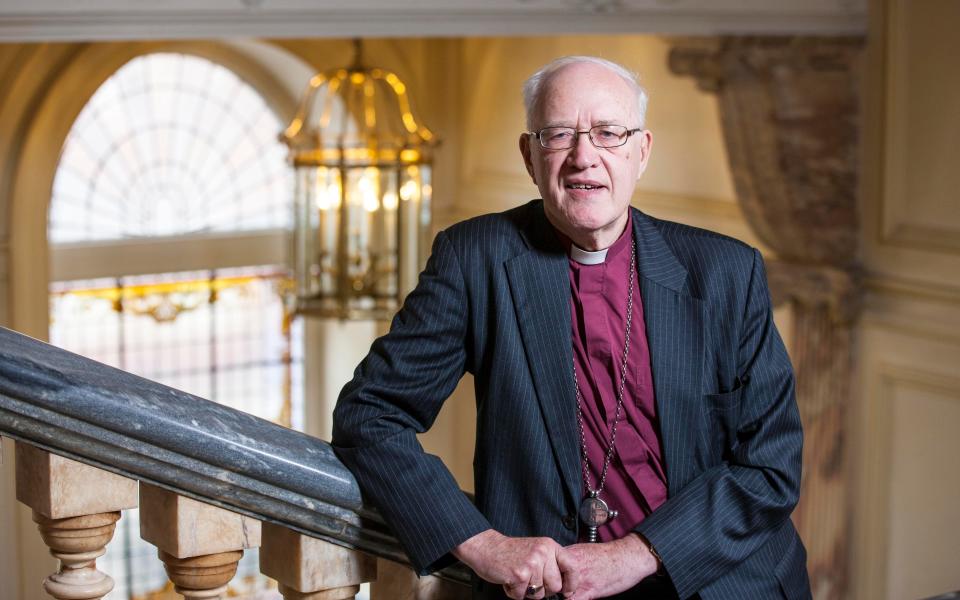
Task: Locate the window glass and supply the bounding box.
[48,52,301,600]
[49,52,291,244]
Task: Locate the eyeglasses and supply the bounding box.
[529,125,642,150]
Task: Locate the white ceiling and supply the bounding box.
[0,0,867,42]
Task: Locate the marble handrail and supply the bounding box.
[0,326,470,586]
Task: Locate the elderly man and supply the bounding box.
[332,56,809,600]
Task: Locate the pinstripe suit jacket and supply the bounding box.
[332,200,810,600]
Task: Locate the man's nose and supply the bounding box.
[566,131,600,169]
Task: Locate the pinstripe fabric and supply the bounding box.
[332,200,810,600]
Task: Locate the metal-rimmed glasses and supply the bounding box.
[528,125,642,150]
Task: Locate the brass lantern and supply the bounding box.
[282,44,437,319]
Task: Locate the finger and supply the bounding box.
[524,583,545,599]
[556,548,579,596]
[507,567,531,594]
[523,553,547,599]
[555,545,573,571]
[542,549,563,595]
[503,581,528,600]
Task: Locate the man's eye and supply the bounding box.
[594,128,620,139]
[546,129,574,142]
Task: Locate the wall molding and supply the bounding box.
[856,363,960,599]
[862,271,960,345]
[878,0,960,257]
[0,1,867,42]
[865,273,960,306]
[882,223,960,255]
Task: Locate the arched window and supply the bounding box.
[50,52,290,242]
[48,52,301,599]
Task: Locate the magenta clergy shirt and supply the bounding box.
[565,215,668,543]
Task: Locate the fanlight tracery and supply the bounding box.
[50,52,290,244]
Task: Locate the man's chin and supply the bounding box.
[566,209,627,235]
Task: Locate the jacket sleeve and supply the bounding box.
[331,229,491,575]
[635,248,803,599]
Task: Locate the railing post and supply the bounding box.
[371,558,464,600]
[14,442,138,600]
[139,482,261,600]
[260,521,377,599]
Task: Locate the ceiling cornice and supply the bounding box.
[0,0,868,42]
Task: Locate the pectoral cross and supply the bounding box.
[579,490,618,543]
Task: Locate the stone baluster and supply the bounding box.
[14,442,138,600]
[259,521,376,599]
[370,558,463,600]
[139,482,260,600]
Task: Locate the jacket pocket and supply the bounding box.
[702,380,745,463]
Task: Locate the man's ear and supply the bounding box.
[635,129,654,180]
[519,133,536,183]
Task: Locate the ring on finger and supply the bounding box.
[525,584,543,597]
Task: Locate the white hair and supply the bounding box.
[522,55,649,130]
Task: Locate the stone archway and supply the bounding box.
[3,39,307,339]
[0,38,308,597]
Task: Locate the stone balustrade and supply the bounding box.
[0,326,468,599]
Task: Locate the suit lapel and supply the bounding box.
[632,211,704,495]
[505,210,582,507]
[502,206,705,505]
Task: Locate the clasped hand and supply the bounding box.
[453,530,659,600]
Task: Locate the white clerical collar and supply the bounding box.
[570,245,608,265]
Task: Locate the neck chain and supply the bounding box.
[573,239,635,542]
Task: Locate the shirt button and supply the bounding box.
[562,514,577,530]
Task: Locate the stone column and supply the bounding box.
[668,36,863,600]
[259,521,376,599]
[370,558,463,600]
[14,442,138,600]
[139,482,261,600]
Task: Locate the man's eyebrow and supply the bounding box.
[539,119,623,128]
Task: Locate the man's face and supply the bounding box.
[520,62,652,247]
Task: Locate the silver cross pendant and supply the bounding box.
[578,490,618,543]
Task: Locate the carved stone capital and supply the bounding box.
[666,37,725,92]
[669,36,863,267]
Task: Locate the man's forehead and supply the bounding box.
[536,69,638,124]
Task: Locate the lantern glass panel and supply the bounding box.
[284,62,437,319]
